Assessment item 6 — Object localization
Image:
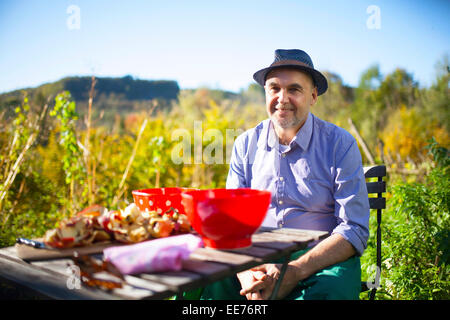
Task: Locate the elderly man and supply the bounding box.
[193,49,370,300]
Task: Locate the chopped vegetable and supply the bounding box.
[43,203,192,248]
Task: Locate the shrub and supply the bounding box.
[361,140,449,299]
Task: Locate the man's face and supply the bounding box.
[264,68,318,132]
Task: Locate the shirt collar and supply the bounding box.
[291,112,313,151]
[267,121,278,149]
[265,112,314,151]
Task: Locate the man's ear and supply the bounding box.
[310,87,318,106]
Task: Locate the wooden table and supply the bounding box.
[0,228,328,300]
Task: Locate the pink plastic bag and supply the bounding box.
[103,234,203,275]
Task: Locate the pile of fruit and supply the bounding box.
[43,203,191,248]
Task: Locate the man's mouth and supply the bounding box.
[275,107,294,111]
[274,104,295,112]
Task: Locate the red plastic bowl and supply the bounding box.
[132,187,194,215]
[181,189,271,249]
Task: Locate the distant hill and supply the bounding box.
[62,75,180,101]
[0,75,180,119]
[1,75,180,101]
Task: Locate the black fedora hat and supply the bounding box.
[253,49,328,95]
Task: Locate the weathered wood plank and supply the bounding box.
[253,231,308,243]
[223,245,279,259]
[15,240,123,261]
[258,227,328,241]
[139,271,203,293]
[31,258,75,281]
[182,258,231,277]
[181,258,236,290]
[140,271,200,288]
[31,255,174,300]
[0,254,117,300]
[271,228,329,241]
[251,236,299,250]
[121,275,175,300]
[190,247,258,266]
[0,246,23,262]
[255,230,325,244]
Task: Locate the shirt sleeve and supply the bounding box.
[226,134,248,189]
[331,137,370,256]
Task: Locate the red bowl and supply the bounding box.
[132,187,194,215]
[181,189,271,249]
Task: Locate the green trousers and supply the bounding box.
[180,249,361,300]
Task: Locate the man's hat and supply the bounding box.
[253,49,328,95]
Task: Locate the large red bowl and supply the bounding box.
[181,189,271,249]
[132,187,195,215]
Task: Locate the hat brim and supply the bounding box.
[253,65,328,95]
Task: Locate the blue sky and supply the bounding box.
[0,0,449,94]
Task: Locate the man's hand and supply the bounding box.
[237,234,357,300]
[236,269,271,300]
[238,263,300,300]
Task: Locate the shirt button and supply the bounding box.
[282,153,286,158]
[278,200,283,205]
[279,177,284,181]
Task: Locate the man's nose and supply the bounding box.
[277,89,289,105]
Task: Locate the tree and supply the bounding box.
[313,71,353,128]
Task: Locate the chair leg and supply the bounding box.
[369,287,377,300]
